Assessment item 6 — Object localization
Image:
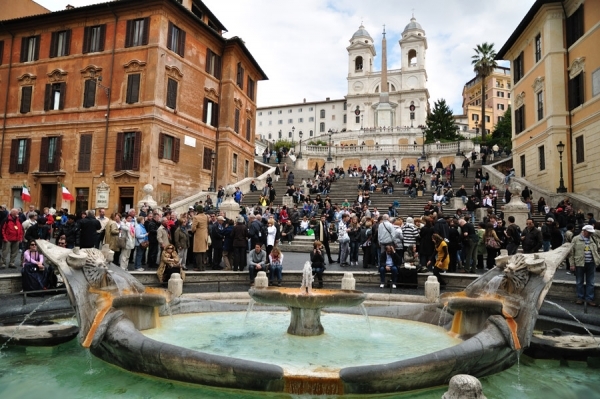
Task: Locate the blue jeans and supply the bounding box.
[379,265,398,283]
[134,246,145,269]
[248,264,266,282]
[542,240,551,252]
[575,262,595,302]
[269,264,282,282]
[349,241,360,262]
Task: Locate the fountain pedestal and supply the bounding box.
[289,307,324,336]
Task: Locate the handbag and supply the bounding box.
[207,234,212,246]
[485,236,500,249]
[118,231,128,249]
[137,239,149,248]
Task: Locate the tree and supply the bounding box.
[471,42,498,141]
[489,106,512,151]
[424,99,459,142]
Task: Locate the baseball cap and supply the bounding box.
[582,225,595,233]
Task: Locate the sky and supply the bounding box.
[36,0,536,114]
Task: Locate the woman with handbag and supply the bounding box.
[483,223,501,269]
[119,215,136,271]
[157,244,184,283]
[21,240,56,293]
[134,216,148,271]
[105,213,121,263]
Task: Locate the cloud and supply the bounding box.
[37,0,536,114]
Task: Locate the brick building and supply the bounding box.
[0,0,266,213]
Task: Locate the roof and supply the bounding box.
[351,24,373,40]
[496,0,557,59]
[258,98,346,110]
[403,17,423,33]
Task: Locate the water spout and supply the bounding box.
[300,261,313,295]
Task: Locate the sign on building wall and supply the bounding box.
[184,136,196,147]
[95,181,110,208]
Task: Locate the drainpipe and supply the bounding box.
[0,23,14,179]
[101,4,118,178]
[561,1,575,192]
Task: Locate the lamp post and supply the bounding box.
[298,131,303,159]
[208,150,216,192]
[455,125,462,156]
[420,125,426,160]
[291,126,295,152]
[556,141,567,193]
[327,129,333,162]
[474,120,479,140]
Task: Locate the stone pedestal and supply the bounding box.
[219,197,241,221]
[424,275,440,303]
[137,184,158,209]
[504,186,530,229]
[288,307,324,336]
[475,208,488,222]
[448,197,464,210]
[255,271,268,288]
[341,272,356,290]
[442,374,486,399]
[168,273,183,297]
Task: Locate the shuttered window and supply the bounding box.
[50,30,71,58]
[513,52,524,83]
[82,25,106,53]
[245,118,251,141]
[126,73,140,104]
[575,135,585,164]
[0,41,4,65]
[44,82,66,111]
[166,78,178,109]
[39,136,62,172]
[20,86,33,114]
[83,79,96,108]
[167,22,186,57]
[202,147,213,170]
[205,49,221,79]
[566,4,584,48]
[203,98,219,127]
[247,77,255,100]
[568,73,584,111]
[20,35,40,62]
[78,134,93,171]
[232,154,238,174]
[115,131,142,171]
[125,17,150,47]
[158,133,180,162]
[9,138,31,174]
[236,62,244,89]
[234,108,240,133]
[515,105,525,134]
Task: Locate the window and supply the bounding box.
[159,133,180,162]
[234,109,240,133]
[355,56,363,71]
[298,108,302,112]
[513,52,524,83]
[236,62,244,89]
[508,93,511,98]
[40,136,62,172]
[320,109,325,118]
[78,134,93,171]
[278,110,282,114]
[355,116,360,123]
[538,146,545,171]
[82,25,106,53]
[166,78,178,109]
[246,119,251,141]
[83,79,97,108]
[202,147,213,170]
[258,111,262,116]
[20,86,32,114]
[259,121,262,126]
[575,135,585,163]
[520,155,526,177]
[343,114,347,123]
[203,98,219,127]
[537,91,544,121]
[309,130,313,137]
[268,121,272,125]
[319,122,325,132]
[9,138,31,173]
[287,119,293,123]
[497,104,505,110]
[278,120,283,125]
[205,49,221,78]
[244,160,249,178]
[288,131,292,138]
[498,116,503,123]
[309,117,314,122]
[232,154,238,173]
[309,107,313,111]
[268,133,272,139]
[44,82,66,111]
[0,41,4,65]
[343,102,347,110]
[471,114,479,121]
[534,34,541,62]
[126,73,141,104]
[115,131,141,171]
[167,22,186,57]
[566,4,584,48]
[247,77,255,100]
[20,35,40,62]
[497,91,504,98]
[298,118,303,123]
[126,18,150,48]
[485,115,490,123]
[288,109,292,113]
[50,30,71,58]
[568,73,584,110]
[278,131,282,138]
[267,111,272,115]
[515,105,526,134]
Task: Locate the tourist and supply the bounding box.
[313,214,335,264]
[231,216,248,271]
[191,206,210,271]
[173,217,189,271]
[379,245,400,289]
[311,241,326,288]
[21,240,56,292]
[521,218,542,254]
[134,216,148,271]
[118,215,136,271]
[483,223,501,269]
[459,218,477,273]
[77,210,101,249]
[569,225,599,306]
[210,216,225,270]
[427,234,448,286]
[57,214,79,249]
[505,216,521,255]
[157,217,171,262]
[248,243,267,285]
[266,219,277,257]
[281,220,294,244]
[157,244,184,284]
[268,246,284,286]
[418,218,435,270]
[337,214,350,267]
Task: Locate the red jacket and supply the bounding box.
[2,215,24,242]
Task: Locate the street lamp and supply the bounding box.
[208,150,216,192]
[556,141,567,193]
[455,125,462,156]
[327,129,333,161]
[474,120,479,140]
[291,126,295,152]
[420,125,426,160]
[298,131,303,159]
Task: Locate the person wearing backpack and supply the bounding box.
[459,217,478,273]
[505,216,521,255]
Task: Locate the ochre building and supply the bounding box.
[0,0,266,213]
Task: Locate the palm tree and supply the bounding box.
[471,42,497,141]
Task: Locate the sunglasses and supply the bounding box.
[30,243,37,247]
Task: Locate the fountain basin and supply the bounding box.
[248,287,366,336]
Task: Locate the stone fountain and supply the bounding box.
[35,239,574,395]
[248,262,366,336]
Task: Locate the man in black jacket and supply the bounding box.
[521,218,543,254]
[58,215,78,249]
[77,210,101,249]
[313,214,334,264]
[145,213,161,269]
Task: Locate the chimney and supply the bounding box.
[326,97,330,101]
[303,98,306,103]
[66,4,74,9]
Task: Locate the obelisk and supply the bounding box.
[376,25,393,127]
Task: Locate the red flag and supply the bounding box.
[62,185,75,201]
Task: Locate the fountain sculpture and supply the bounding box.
[35,239,573,395]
